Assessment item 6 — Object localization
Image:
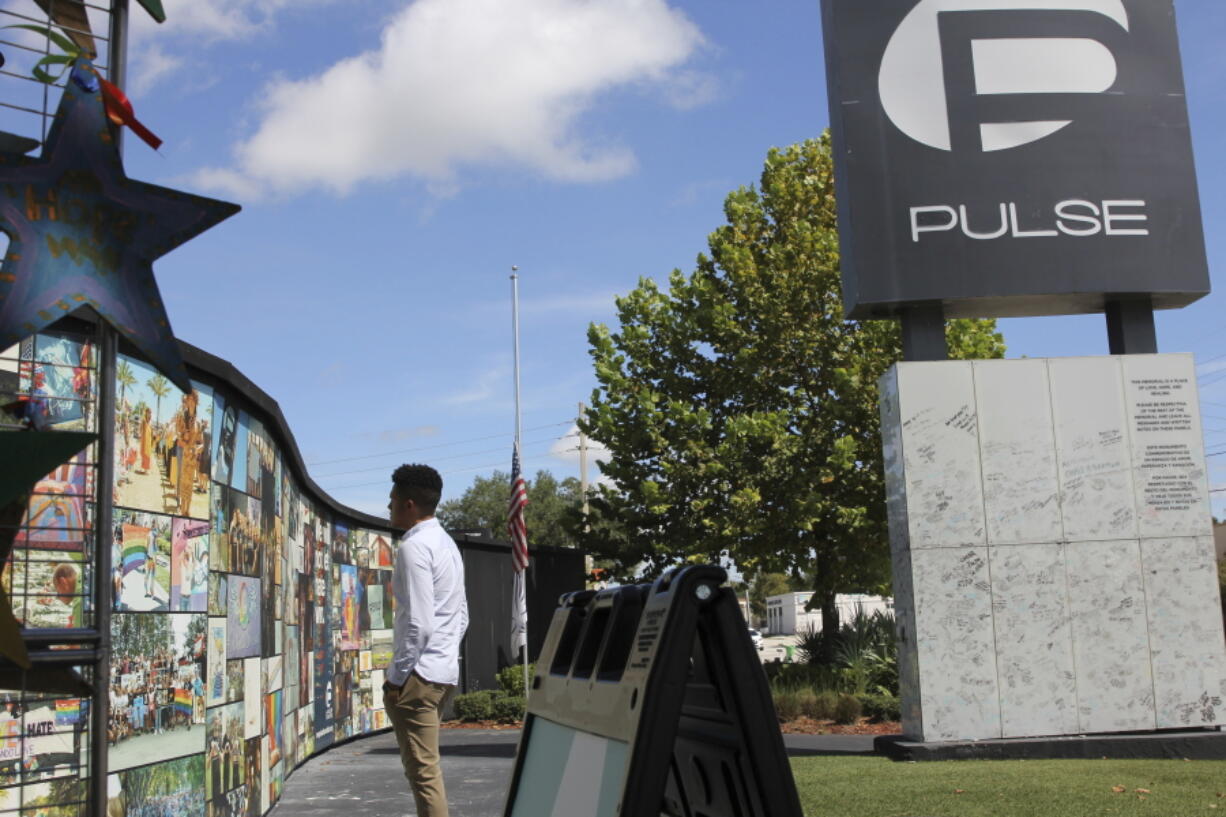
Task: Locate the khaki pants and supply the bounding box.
[384,673,453,817]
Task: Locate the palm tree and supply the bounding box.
[116,360,136,411]
[115,360,137,450]
[147,374,170,423]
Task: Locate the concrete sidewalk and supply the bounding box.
[269,728,880,817]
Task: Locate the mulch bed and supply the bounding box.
[442,717,902,735]
[441,720,522,730]
[780,717,901,735]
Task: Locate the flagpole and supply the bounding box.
[511,268,529,697]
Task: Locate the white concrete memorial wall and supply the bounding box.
[881,355,1226,742]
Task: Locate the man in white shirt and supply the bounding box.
[384,464,468,817]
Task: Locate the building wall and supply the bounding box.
[764,592,891,636]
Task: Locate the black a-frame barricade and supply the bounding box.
[503,565,803,817]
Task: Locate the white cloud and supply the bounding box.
[131,0,321,41]
[127,0,340,94]
[191,0,708,199]
[442,365,510,406]
[129,44,183,96]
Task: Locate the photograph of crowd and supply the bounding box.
[245,419,275,502]
[222,488,264,578]
[109,614,206,772]
[204,701,245,808]
[0,696,85,786]
[113,355,213,521]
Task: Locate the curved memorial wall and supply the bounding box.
[0,324,402,816]
[106,339,401,816]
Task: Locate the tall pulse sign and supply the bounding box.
[821,0,1209,319]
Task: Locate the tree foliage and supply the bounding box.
[579,135,1004,635]
[437,469,583,548]
[113,612,169,659]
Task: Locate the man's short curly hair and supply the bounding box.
[391,464,443,514]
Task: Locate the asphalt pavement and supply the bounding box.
[268,727,878,817]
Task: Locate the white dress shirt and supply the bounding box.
[387,518,468,687]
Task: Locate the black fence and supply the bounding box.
[453,533,585,694]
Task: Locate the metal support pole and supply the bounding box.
[510,271,529,696]
[1105,297,1158,355]
[90,3,127,813]
[899,302,948,362]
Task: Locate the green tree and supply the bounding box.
[579,135,1004,647]
[747,571,797,622]
[113,612,169,659]
[438,469,583,548]
[146,373,171,422]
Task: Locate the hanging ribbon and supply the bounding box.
[96,76,163,151]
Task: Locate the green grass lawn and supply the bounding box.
[791,756,1226,816]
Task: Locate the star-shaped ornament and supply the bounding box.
[0,59,239,393]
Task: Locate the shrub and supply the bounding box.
[832,693,862,725]
[794,688,818,719]
[858,692,901,722]
[807,689,840,721]
[492,695,526,723]
[496,663,536,697]
[772,688,803,722]
[453,690,496,722]
[764,662,840,691]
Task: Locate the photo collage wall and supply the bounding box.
[106,351,397,817]
[1,328,100,817]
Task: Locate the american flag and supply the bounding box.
[507,441,529,572]
[508,441,529,654]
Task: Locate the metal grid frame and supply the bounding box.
[0,2,128,815]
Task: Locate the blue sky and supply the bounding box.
[21,0,1226,519]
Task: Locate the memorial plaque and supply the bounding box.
[1122,355,1213,538]
[1049,357,1136,541]
[974,360,1061,545]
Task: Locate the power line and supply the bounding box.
[326,445,581,492]
[312,432,577,480]
[305,420,573,466]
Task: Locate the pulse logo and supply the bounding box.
[878,0,1129,152]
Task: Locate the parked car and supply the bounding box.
[747,628,763,650]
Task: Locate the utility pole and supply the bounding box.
[577,402,590,531]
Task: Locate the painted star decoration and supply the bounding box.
[0,59,239,393]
